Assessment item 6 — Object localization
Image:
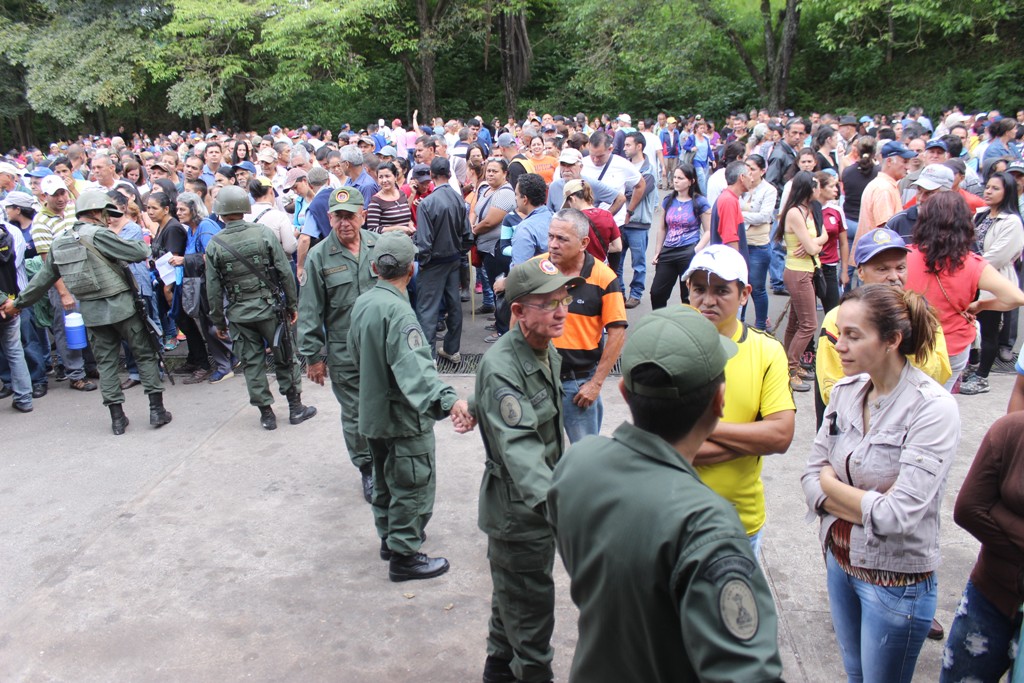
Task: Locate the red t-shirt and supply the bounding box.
[714,188,743,245]
[582,207,620,262]
[905,247,987,355]
[820,205,846,265]
[904,188,986,212]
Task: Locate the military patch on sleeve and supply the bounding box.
[718,578,759,641]
[494,387,524,427]
[402,323,424,350]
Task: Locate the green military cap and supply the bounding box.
[505,255,584,303]
[329,186,364,213]
[373,231,417,268]
[622,306,738,398]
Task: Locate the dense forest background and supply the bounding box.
[1,0,1022,148]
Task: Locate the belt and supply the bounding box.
[560,365,596,382]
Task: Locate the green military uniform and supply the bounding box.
[471,323,565,683]
[297,227,378,472]
[546,306,783,683]
[13,221,164,407]
[205,218,301,407]
[348,279,458,557]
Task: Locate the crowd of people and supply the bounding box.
[1,104,1023,682]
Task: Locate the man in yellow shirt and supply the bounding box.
[685,245,796,557]
[815,227,951,428]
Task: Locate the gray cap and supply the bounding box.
[496,133,517,148]
[378,145,397,157]
[3,191,34,209]
[913,164,954,191]
[307,165,329,187]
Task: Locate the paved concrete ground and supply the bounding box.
[0,280,1015,682]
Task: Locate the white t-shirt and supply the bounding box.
[706,169,728,208]
[582,155,642,226]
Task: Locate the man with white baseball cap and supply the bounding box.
[682,244,795,555]
[546,147,625,217]
[0,162,29,200]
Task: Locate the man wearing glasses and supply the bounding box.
[470,254,583,683]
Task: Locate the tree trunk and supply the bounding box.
[885,0,895,65]
[498,9,532,119]
[767,0,801,112]
[419,48,438,120]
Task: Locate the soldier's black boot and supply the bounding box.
[149,393,173,427]
[259,405,277,431]
[388,552,450,582]
[286,390,317,425]
[481,655,516,683]
[109,403,129,435]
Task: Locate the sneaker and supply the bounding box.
[789,372,810,393]
[13,401,32,413]
[54,365,67,381]
[773,287,790,296]
[69,378,97,392]
[208,370,234,384]
[999,347,1014,363]
[959,375,990,395]
[625,297,642,309]
[485,324,496,331]
[484,333,502,343]
[474,304,495,314]
[183,368,212,385]
[174,361,202,376]
[800,351,816,370]
[437,349,461,364]
[474,282,483,294]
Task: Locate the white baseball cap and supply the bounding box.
[683,244,749,285]
[41,174,67,196]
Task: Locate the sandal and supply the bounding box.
[163,339,179,351]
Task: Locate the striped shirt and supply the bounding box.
[31,209,75,256]
[365,193,412,234]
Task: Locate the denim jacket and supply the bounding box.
[802,363,960,573]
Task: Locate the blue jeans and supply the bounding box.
[826,550,936,683]
[0,317,32,407]
[478,265,494,307]
[561,373,603,444]
[616,227,648,300]
[846,216,859,283]
[747,244,771,329]
[769,239,787,291]
[695,164,709,196]
[748,528,764,559]
[941,580,1020,683]
[0,306,47,385]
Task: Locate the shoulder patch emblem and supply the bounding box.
[499,394,523,427]
[719,578,759,641]
[402,323,424,349]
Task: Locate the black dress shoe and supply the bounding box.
[361,468,374,504]
[388,552,449,582]
[32,383,48,398]
[474,304,495,314]
[482,655,516,683]
[0,383,12,399]
[120,378,141,390]
[928,617,944,640]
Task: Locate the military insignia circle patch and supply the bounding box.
[499,395,523,426]
[404,325,423,349]
[539,259,558,275]
[719,578,759,641]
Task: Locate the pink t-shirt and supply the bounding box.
[905,247,987,355]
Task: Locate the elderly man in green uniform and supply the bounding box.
[0,190,171,435]
[547,306,784,683]
[298,186,378,503]
[205,185,316,431]
[348,231,474,582]
[471,255,583,683]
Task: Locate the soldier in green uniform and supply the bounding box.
[0,190,171,435]
[547,306,785,683]
[205,186,316,431]
[348,231,474,582]
[297,186,378,502]
[471,255,583,683]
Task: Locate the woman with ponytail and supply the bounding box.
[840,136,878,250]
[803,284,960,683]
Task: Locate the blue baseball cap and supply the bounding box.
[26,166,54,178]
[233,161,257,174]
[924,139,948,152]
[855,228,909,265]
[881,141,918,159]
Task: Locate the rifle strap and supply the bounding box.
[208,234,282,299]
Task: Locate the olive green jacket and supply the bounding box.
[205,219,296,325]
[472,324,564,541]
[14,222,150,326]
[348,280,457,439]
[548,422,784,683]
[296,229,378,379]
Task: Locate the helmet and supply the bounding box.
[213,186,251,216]
[75,190,123,218]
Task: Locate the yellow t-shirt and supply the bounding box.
[784,212,817,273]
[696,324,795,536]
[816,305,953,404]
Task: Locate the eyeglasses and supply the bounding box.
[520,295,573,312]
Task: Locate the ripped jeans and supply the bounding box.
[826,550,936,683]
[940,580,1020,683]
